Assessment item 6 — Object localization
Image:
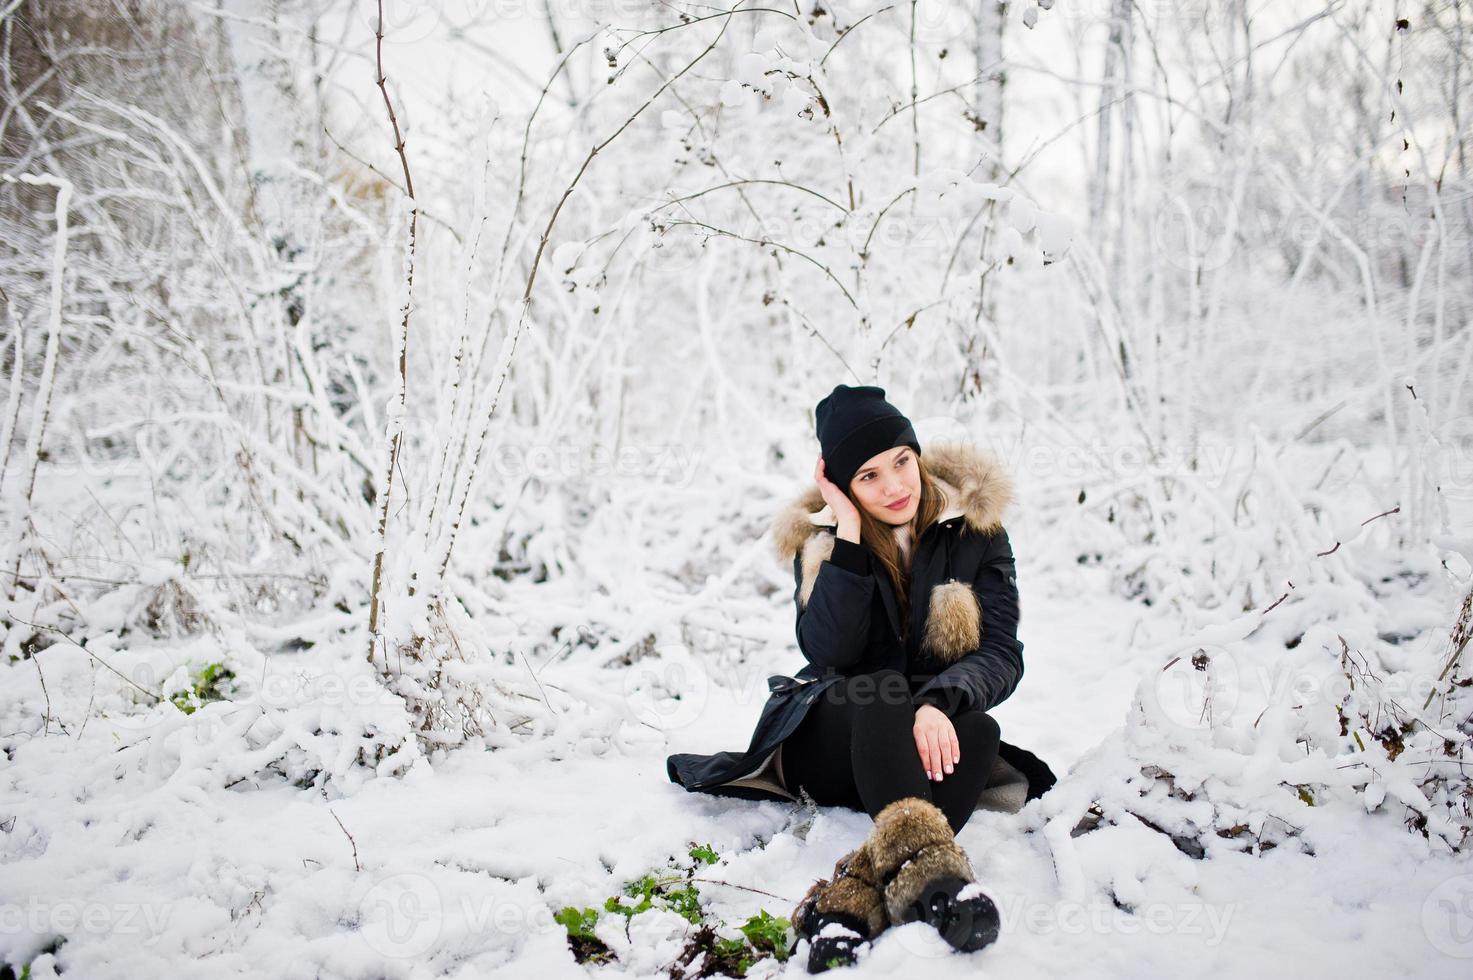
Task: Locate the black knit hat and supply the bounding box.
[815,384,921,490]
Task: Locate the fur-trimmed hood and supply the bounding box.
[769,440,1016,565]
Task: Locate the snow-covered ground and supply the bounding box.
[4,510,1471,978]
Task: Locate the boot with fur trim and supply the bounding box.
[790,844,888,972]
[863,797,1001,953]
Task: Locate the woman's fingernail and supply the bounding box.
[944,764,953,774]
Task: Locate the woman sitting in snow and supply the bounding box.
[667,383,1057,971]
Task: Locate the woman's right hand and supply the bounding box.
[914,704,960,782]
[815,455,862,540]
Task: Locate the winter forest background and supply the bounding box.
[2,0,1472,977]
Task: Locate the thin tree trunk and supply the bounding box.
[2,173,70,604]
[975,0,1005,331]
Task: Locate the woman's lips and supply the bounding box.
[885,494,911,510]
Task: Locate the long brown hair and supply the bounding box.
[849,455,947,644]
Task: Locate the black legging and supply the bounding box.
[780,668,1001,834]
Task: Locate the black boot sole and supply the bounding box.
[899,874,1001,953]
[800,911,872,973]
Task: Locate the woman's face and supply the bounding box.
[847,445,921,525]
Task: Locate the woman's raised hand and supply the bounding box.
[814,455,862,540]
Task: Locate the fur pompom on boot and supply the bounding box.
[863,797,1001,953]
[791,844,889,972]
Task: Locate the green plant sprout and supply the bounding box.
[554,842,795,977]
[169,661,236,714]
